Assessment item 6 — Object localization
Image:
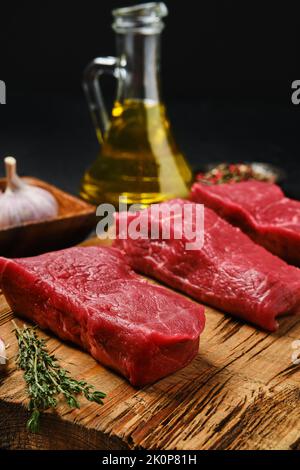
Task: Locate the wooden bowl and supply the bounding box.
[0,177,97,258]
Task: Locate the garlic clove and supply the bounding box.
[0,337,6,365]
[0,157,59,230]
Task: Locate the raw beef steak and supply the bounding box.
[191,181,300,266]
[0,246,205,387]
[114,199,300,331]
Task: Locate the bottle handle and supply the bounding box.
[83,56,118,143]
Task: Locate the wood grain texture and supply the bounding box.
[1,239,300,450]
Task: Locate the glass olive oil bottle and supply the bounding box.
[81,3,192,207]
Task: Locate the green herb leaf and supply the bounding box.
[13,321,106,433]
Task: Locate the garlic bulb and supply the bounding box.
[0,337,6,365]
[0,157,58,230]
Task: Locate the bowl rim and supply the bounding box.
[0,176,96,233]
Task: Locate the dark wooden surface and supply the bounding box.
[1,238,300,450]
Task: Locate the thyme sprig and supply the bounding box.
[13,321,106,433]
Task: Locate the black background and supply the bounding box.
[0,0,300,197]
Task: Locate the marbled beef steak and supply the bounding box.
[0,246,205,387]
[114,199,300,331]
[191,181,300,266]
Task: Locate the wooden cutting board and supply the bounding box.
[1,237,300,450]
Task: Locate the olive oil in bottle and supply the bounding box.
[80,99,192,206]
[81,3,192,207]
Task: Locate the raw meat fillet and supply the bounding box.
[191,181,300,266]
[114,199,300,331]
[0,246,205,387]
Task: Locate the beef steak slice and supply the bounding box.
[0,246,205,387]
[114,199,300,331]
[191,180,300,266]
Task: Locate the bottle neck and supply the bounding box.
[116,33,161,103]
